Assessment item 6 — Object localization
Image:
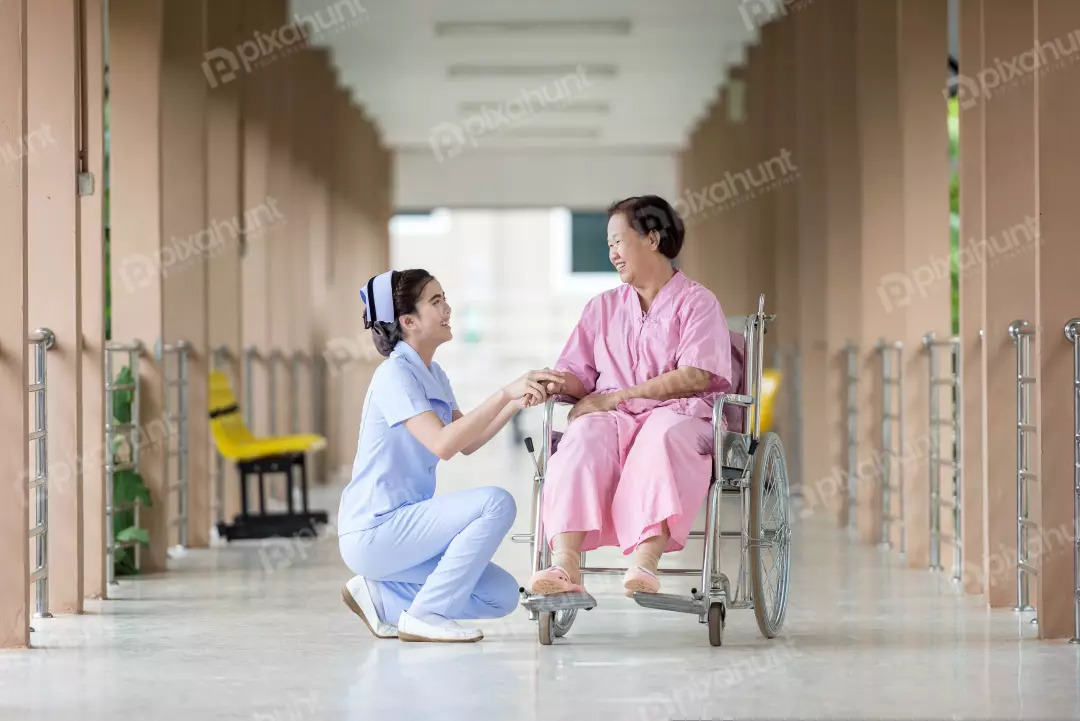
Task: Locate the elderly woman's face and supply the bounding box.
[607,212,657,285]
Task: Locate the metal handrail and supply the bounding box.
[243,345,263,429]
[211,345,233,526]
[104,339,145,584]
[924,333,962,581]
[844,342,859,533]
[27,328,55,619]
[875,338,905,554]
[267,349,286,436]
[162,340,191,549]
[1008,320,1038,619]
[290,350,309,435]
[1064,318,1080,645]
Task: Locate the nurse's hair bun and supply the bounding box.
[370,268,436,357]
[606,195,686,260]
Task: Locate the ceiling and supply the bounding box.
[292,0,768,152]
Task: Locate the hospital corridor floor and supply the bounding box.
[3,447,1078,721]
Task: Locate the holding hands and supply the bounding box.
[504,368,566,409]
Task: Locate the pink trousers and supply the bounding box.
[542,407,714,555]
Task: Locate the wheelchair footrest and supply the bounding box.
[632,591,710,616]
[518,588,597,613]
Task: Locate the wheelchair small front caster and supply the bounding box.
[707,602,726,647]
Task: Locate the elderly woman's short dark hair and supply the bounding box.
[606,195,686,260]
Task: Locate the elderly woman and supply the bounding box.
[527,195,733,598]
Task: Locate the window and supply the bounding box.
[549,208,621,294]
[569,211,612,273]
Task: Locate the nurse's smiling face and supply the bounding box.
[400,278,453,347]
[607,211,660,286]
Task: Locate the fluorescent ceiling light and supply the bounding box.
[447,64,618,79]
[435,20,632,38]
[460,100,610,115]
[498,126,602,140]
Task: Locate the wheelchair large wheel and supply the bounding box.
[748,431,792,639]
[538,608,577,646]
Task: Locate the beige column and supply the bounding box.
[240,0,274,439]
[958,0,988,596]
[80,0,108,599]
[856,0,906,547]
[161,0,210,548]
[1034,0,1080,642]
[795,1,830,515]
[206,0,245,526]
[267,51,295,450]
[325,88,352,476]
[822,0,862,526]
[289,52,315,437]
[981,0,1038,611]
[28,0,85,614]
[109,0,168,573]
[769,18,802,501]
[898,0,951,571]
[708,76,752,309]
[0,0,31,649]
[308,50,336,484]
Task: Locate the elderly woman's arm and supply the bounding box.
[613,366,713,403]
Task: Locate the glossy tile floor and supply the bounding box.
[4,441,1079,721]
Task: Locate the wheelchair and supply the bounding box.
[515,295,792,646]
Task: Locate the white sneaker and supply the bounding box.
[342,576,398,639]
[397,611,484,643]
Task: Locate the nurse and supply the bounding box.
[338,268,563,644]
[526,195,734,599]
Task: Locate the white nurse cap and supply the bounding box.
[360,270,397,329]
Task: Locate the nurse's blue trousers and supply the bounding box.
[339,486,519,622]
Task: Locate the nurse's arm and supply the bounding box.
[403,387,515,461]
[612,366,713,404]
[452,404,518,456]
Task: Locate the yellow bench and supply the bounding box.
[210,370,329,541]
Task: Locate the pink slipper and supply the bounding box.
[528,566,584,595]
[622,566,660,597]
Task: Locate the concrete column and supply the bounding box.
[981,0,1038,610]
[856,0,906,547]
[958,0,988,596]
[161,0,209,548]
[28,0,85,614]
[1034,0,1080,642]
[795,1,830,514]
[898,0,951,571]
[766,19,802,480]
[109,0,168,573]
[240,0,274,439]
[205,0,245,526]
[822,0,862,526]
[0,0,31,649]
[80,0,108,600]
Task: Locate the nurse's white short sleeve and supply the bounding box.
[370,360,434,427]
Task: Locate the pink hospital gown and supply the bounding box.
[545,269,733,555]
